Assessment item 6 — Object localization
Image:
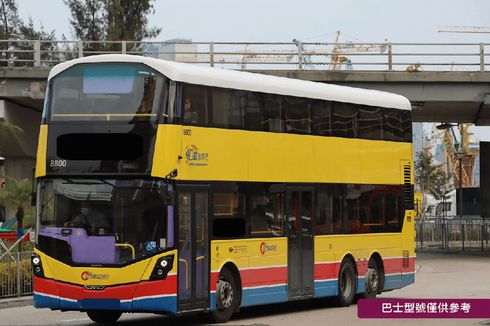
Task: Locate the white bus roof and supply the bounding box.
[49,54,411,111]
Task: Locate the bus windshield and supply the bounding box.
[37,179,172,265]
[48,63,165,122]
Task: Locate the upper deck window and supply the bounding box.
[49,63,165,122]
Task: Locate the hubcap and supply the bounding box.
[217,280,233,309]
[366,267,378,293]
[340,269,352,297]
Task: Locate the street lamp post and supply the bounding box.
[455,152,464,218]
[455,151,465,250]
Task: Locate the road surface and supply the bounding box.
[1,251,489,325]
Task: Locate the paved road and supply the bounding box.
[1,252,489,326]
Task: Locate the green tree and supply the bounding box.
[415,151,451,200]
[105,0,160,46]
[63,0,105,52]
[64,0,161,52]
[0,177,32,218]
[415,151,436,193]
[0,0,56,66]
[429,167,451,201]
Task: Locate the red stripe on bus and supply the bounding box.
[34,276,177,301]
[210,266,288,291]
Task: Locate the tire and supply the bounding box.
[210,268,239,323]
[86,310,122,324]
[363,257,382,299]
[336,258,357,307]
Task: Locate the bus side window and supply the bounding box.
[260,93,283,132]
[284,96,311,134]
[250,184,284,237]
[315,188,333,235]
[212,190,246,238]
[311,100,332,136]
[332,102,357,138]
[182,84,208,126]
[244,91,262,131]
[358,106,383,140]
[211,88,243,129]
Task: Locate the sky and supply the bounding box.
[16,0,490,141]
[15,0,490,43]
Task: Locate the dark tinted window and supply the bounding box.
[311,100,332,136]
[260,94,283,132]
[315,187,333,235]
[243,91,263,130]
[401,110,412,142]
[332,102,357,138]
[358,106,383,140]
[211,88,244,129]
[50,63,165,122]
[284,96,311,134]
[178,84,411,142]
[250,184,285,237]
[182,84,208,125]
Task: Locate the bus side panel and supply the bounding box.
[153,126,412,185]
[151,124,182,178]
[209,238,288,310]
[314,233,406,297]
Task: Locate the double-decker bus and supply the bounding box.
[33,54,415,324]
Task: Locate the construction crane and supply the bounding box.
[436,123,479,188]
[438,26,490,34]
[329,31,388,70]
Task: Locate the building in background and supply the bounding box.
[143,38,198,63]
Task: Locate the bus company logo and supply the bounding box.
[260,242,277,255]
[80,271,110,281]
[185,145,209,166]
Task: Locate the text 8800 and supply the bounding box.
[49,160,67,168]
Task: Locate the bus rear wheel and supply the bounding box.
[86,310,122,324]
[336,259,357,307]
[210,268,239,323]
[363,257,382,298]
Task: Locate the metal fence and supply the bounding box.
[0,39,488,71]
[0,251,33,298]
[416,218,490,251]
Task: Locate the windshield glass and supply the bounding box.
[37,179,173,265]
[49,63,165,122]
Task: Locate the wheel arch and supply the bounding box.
[220,262,243,308]
[368,251,385,293]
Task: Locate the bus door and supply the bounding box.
[177,185,210,311]
[287,187,314,298]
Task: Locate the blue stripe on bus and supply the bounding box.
[314,273,414,298]
[34,293,176,313]
[314,279,337,298]
[241,285,288,307]
[132,296,177,313]
[34,293,60,309]
[210,284,288,310]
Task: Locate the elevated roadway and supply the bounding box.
[2,68,490,124]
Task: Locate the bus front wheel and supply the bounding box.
[336,258,357,307]
[210,268,239,323]
[87,310,122,324]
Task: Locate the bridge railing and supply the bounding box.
[0,40,488,71]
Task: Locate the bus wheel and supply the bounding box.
[336,259,357,307]
[86,310,122,324]
[363,257,381,298]
[210,268,238,323]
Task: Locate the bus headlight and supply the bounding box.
[150,255,174,280]
[31,253,44,278]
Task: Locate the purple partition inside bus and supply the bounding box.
[39,227,116,264]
